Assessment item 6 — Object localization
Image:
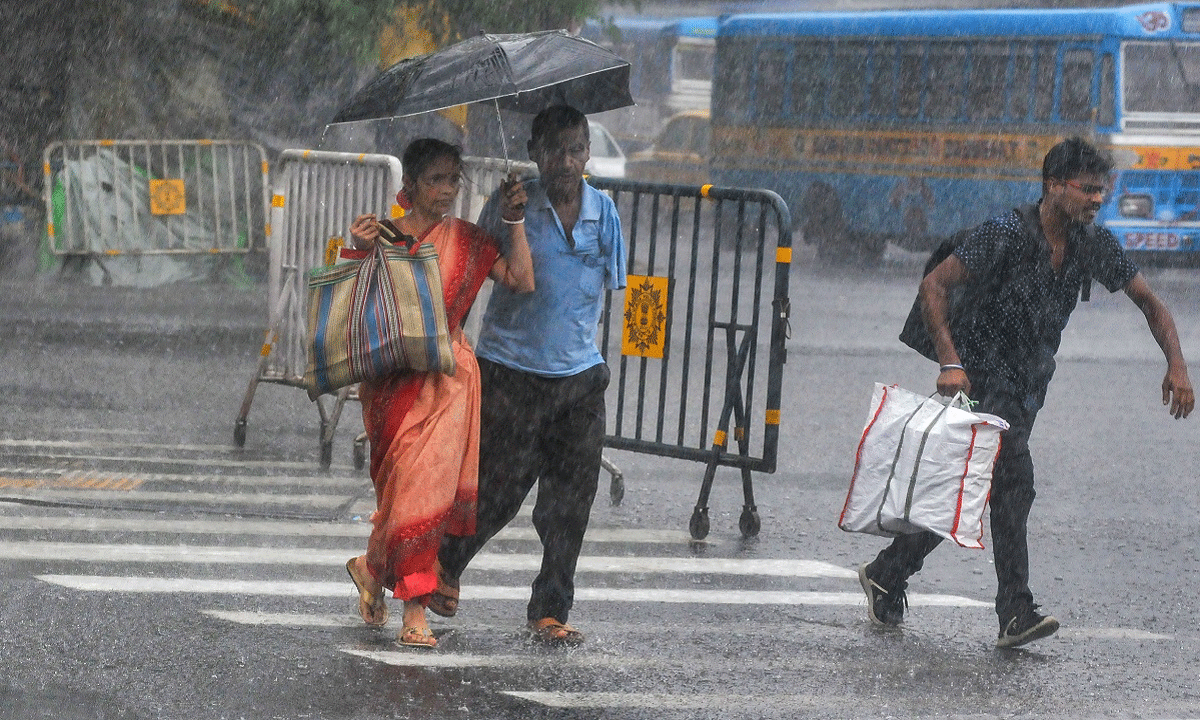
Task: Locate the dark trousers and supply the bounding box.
[867,391,1038,622]
[437,358,609,624]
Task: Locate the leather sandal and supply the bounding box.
[428,568,459,618]
[527,618,584,646]
[345,557,388,627]
[399,626,437,648]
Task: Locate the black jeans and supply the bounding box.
[437,358,609,624]
[867,391,1038,623]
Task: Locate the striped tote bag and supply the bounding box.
[303,234,455,400]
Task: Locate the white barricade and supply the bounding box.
[236,149,403,468]
[43,140,269,258]
[234,151,537,469]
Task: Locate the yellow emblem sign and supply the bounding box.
[622,275,670,358]
[149,179,186,215]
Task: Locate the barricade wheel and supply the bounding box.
[233,420,247,448]
[739,508,761,538]
[353,440,366,471]
[609,475,624,506]
[689,507,709,540]
[320,440,333,470]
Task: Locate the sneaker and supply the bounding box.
[858,562,907,626]
[996,605,1060,648]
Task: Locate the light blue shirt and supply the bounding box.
[475,176,627,377]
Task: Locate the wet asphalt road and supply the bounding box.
[1,252,1200,720]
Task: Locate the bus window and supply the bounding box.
[1061,49,1094,122]
[1123,42,1200,113]
[970,43,1009,122]
[897,46,925,119]
[868,42,897,119]
[675,42,714,84]
[1099,54,1115,126]
[829,43,868,118]
[927,43,968,120]
[1009,44,1035,121]
[756,47,788,121]
[1033,44,1056,122]
[717,40,753,123]
[792,44,828,120]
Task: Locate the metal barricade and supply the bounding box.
[588,177,792,539]
[234,149,403,468]
[42,140,269,266]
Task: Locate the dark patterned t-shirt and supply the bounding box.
[949,204,1138,404]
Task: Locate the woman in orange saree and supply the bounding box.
[344,138,533,648]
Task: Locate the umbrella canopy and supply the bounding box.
[331,30,633,125]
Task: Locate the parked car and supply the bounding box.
[585,120,626,178]
[626,110,710,186]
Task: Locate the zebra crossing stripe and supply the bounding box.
[501,691,848,710]
[340,648,658,669]
[0,516,694,544]
[0,489,350,507]
[7,542,852,578]
[35,575,989,607]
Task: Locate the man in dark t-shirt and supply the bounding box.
[859,137,1194,649]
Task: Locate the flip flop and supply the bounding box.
[527,618,584,646]
[399,626,437,648]
[345,557,388,627]
[428,569,459,618]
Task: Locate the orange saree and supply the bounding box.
[356,217,499,601]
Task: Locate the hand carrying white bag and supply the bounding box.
[838,383,1010,549]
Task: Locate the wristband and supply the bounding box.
[940,364,965,373]
[501,216,524,225]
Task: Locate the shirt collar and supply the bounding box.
[528,177,601,221]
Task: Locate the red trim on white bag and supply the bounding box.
[949,424,979,547]
[839,384,891,528]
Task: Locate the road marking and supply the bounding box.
[35,575,987,607]
[0,475,144,491]
[10,542,849,577]
[0,450,356,472]
[203,610,355,627]
[340,648,660,669]
[0,516,696,544]
[501,691,846,710]
[0,439,242,452]
[0,489,350,507]
[1057,627,1173,641]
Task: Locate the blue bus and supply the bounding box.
[712,4,1200,263]
[582,16,716,148]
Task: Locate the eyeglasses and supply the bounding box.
[1064,179,1109,196]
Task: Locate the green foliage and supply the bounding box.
[243,0,626,58]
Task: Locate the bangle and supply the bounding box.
[940,364,965,373]
[501,216,524,225]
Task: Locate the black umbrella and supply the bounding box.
[331,30,634,125]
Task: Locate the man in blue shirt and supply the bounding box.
[434,105,627,645]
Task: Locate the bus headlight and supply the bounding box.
[1119,194,1153,218]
